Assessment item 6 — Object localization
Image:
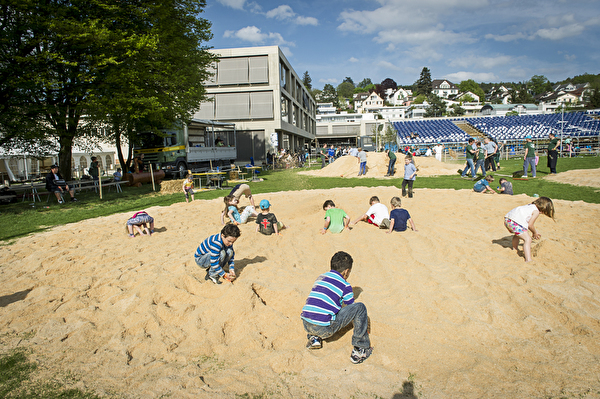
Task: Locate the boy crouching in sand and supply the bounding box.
[350,196,390,229]
[387,197,417,233]
[321,199,350,234]
[256,199,286,235]
[194,224,240,284]
[301,251,373,364]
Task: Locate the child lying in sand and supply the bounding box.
[300,251,373,364]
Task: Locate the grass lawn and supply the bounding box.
[0,155,598,243]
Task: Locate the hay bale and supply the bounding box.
[160,179,185,195]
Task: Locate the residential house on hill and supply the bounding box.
[431,79,458,98]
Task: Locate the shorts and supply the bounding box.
[185,187,194,198]
[127,215,154,226]
[504,217,526,235]
[367,214,390,229]
[230,183,251,199]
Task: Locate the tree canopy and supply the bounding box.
[1,0,215,179]
[528,75,552,96]
[357,78,373,88]
[415,67,432,97]
[302,71,312,90]
[337,81,355,99]
[457,79,485,102]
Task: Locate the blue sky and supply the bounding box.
[203,0,600,89]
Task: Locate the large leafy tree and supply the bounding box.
[457,79,485,102]
[337,81,355,99]
[424,94,446,117]
[380,78,397,94]
[415,67,432,97]
[321,84,338,106]
[529,75,552,96]
[1,0,215,180]
[357,78,372,88]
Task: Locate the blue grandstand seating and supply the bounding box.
[394,111,600,144]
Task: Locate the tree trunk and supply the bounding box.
[58,134,74,181]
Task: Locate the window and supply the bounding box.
[105,155,112,169]
[79,156,88,169]
[280,62,288,91]
[249,56,268,84]
[216,93,250,119]
[217,57,249,85]
[250,91,273,119]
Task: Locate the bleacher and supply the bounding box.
[393,111,600,144]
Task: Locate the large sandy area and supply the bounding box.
[1,164,599,398]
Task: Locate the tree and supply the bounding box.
[415,67,432,97]
[337,81,355,99]
[509,83,534,104]
[413,94,427,104]
[0,0,215,180]
[381,125,398,148]
[380,78,398,95]
[321,84,338,106]
[460,94,475,103]
[424,94,446,117]
[302,71,312,90]
[448,104,466,116]
[584,82,600,108]
[357,78,372,88]
[343,77,355,86]
[529,75,552,96]
[457,79,485,102]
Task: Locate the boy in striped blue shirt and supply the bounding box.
[194,224,241,284]
[300,251,372,364]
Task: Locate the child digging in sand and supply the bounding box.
[194,224,240,284]
[255,199,286,235]
[504,197,555,262]
[126,211,154,237]
[300,251,373,364]
[350,196,390,229]
[473,175,496,194]
[222,195,259,225]
[321,199,350,234]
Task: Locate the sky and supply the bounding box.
[202,0,600,90]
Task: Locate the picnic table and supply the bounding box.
[192,171,227,189]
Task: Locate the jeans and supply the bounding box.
[359,162,367,175]
[195,247,233,277]
[523,157,536,177]
[402,179,414,198]
[474,159,486,176]
[387,158,396,176]
[461,159,475,177]
[321,157,325,169]
[302,302,370,349]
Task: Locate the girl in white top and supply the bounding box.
[504,197,555,262]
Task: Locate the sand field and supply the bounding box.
[1,163,599,398]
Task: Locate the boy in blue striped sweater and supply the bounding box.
[194,224,241,284]
[300,251,372,364]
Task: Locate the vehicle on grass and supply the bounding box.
[134,119,237,178]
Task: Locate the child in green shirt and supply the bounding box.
[321,200,350,234]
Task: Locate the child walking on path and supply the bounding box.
[504,197,554,262]
[402,156,417,198]
[126,211,154,237]
[256,199,286,235]
[222,195,258,225]
[182,174,195,203]
[387,197,417,233]
[194,224,241,284]
[321,200,350,234]
[300,251,373,364]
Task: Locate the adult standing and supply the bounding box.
[89,156,99,181]
[523,135,536,178]
[461,138,476,178]
[547,132,561,174]
[483,138,497,171]
[319,143,328,168]
[495,140,504,168]
[433,142,444,162]
[385,149,397,177]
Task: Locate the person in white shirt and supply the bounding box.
[349,196,390,229]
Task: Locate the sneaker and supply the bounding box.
[350,346,373,364]
[306,335,322,350]
[205,270,222,285]
[58,199,64,204]
[71,197,78,202]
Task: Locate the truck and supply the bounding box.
[134,119,237,178]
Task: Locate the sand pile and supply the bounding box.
[1,187,600,398]
[300,152,459,178]
[544,168,600,188]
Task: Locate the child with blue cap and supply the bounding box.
[256,199,286,235]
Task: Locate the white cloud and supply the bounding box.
[265,5,318,26]
[564,53,576,61]
[319,78,339,84]
[448,54,513,70]
[295,16,318,26]
[534,24,585,40]
[445,71,498,83]
[378,60,403,71]
[266,5,295,20]
[485,32,527,42]
[223,26,294,47]
[216,0,245,10]
[348,57,359,63]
